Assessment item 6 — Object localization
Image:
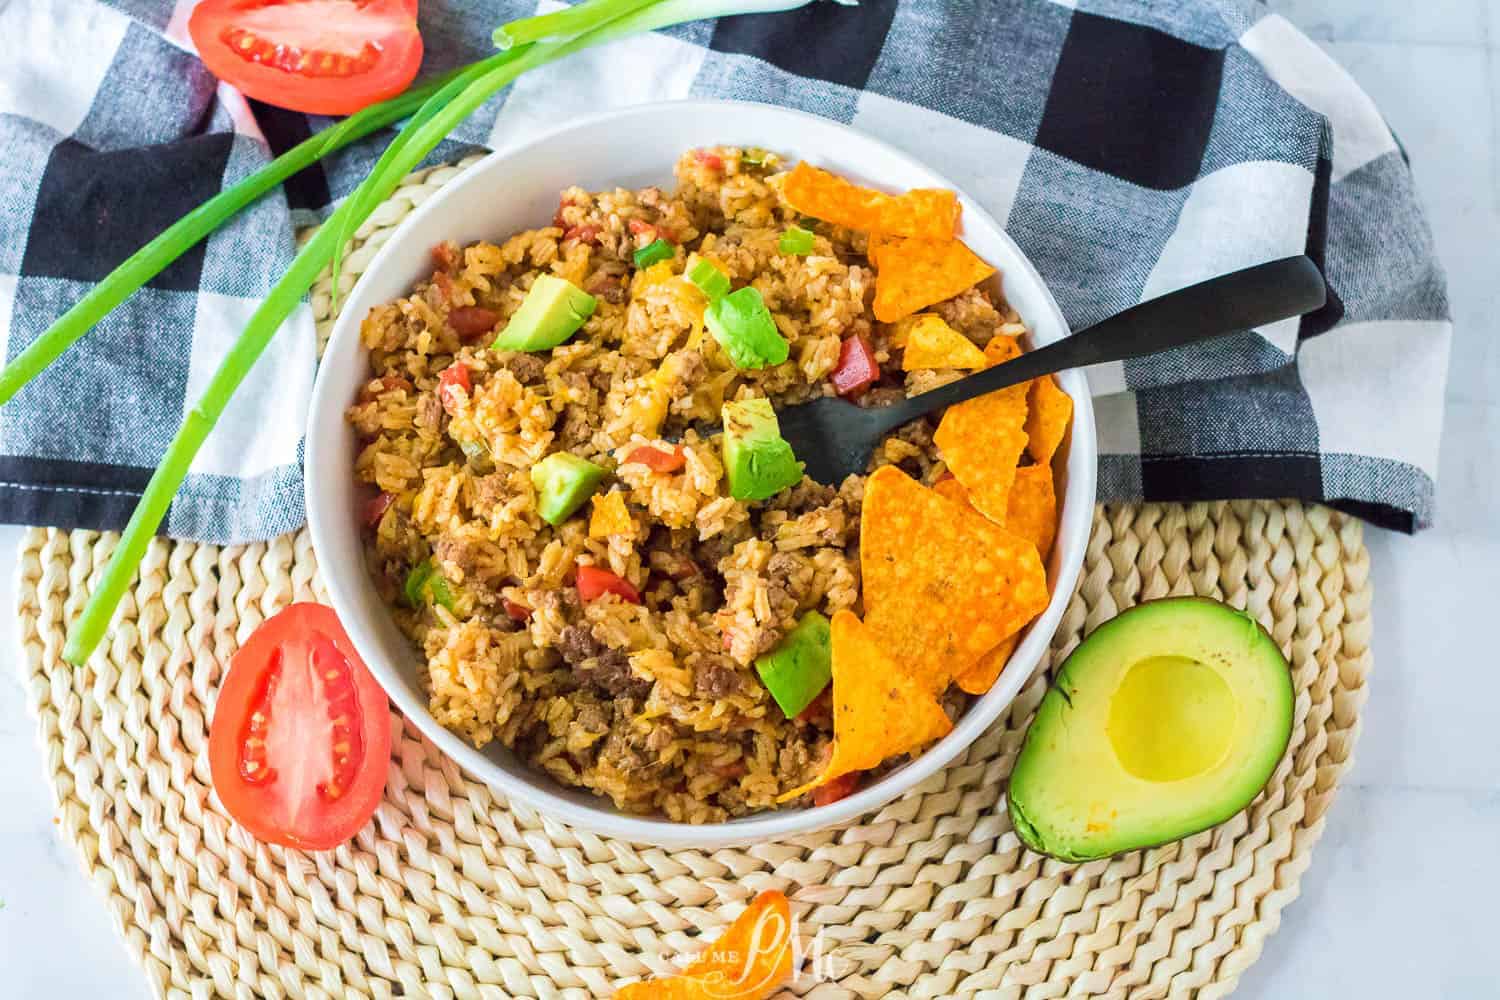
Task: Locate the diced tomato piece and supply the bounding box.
[431,242,458,272]
[628,218,658,239]
[362,492,395,529]
[448,307,498,340]
[438,364,471,414]
[795,688,832,726]
[694,150,725,171]
[563,224,601,245]
[360,373,410,401]
[503,599,532,623]
[576,565,641,604]
[431,270,455,305]
[812,771,861,807]
[625,445,687,473]
[830,335,879,398]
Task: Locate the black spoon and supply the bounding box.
[775,254,1327,485]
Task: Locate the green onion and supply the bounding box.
[62,0,826,665]
[779,225,815,256]
[427,575,457,612]
[632,238,676,268]
[494,0,658,49]
[687,258,730,300]
[0,70,465,407]
[741,147,769,166]
[403,560,436,606]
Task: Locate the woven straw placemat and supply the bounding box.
[15,160,1373,999]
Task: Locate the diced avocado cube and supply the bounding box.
[531,452,606,525]
[755,611,832,718]
[722,397,803,501]
[493,274,597,352]
[705,286,789,370]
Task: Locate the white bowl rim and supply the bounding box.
[306,97,1097,848]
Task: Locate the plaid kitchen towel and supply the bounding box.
[0,0,1451,540]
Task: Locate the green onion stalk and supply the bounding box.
[62,0,823,664]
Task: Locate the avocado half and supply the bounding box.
[1007,597,1294,862]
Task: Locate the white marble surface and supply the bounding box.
[2,4,1498,996]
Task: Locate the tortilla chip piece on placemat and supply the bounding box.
[614,889,794,999]
[902,315,989,371]
[1025,374,1073,465]
[783,162,959,240]
[1005,464,1057,559]
[860,466,1047,690]
[870,235,996,323]
[778,610,953,801]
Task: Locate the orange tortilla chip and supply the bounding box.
[955,634,1018,696]
[932,475,974,512]
[1025,375,1073,465]
[933,379,1028,524]
[901,315,988,371]
[589,490,633,538]
[1005,464,1057,559]
[984,333,1022,365]
[778,611,953,800]
[870,236,996,323]
[614,890,794,1000]
[859,467,1048,691]
[783,162,959,239]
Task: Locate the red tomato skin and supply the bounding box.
[208,603,391,851]
[439,363,471,413]
[812,772,861,807]
[189,0,423,116]
[448,307,498,340]
[576,565,641,604]
[830,335,879,398]
[625,445,687,473]
[503,599,532,623]
[362,491,395,529]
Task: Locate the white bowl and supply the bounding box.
[306,99,1097,849]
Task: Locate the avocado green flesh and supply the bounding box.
[493,274,596,352]
[530,452,606,526]
[1007,597,1293,862]
[755,611,832,717]
[722,398,803,501]
[706,286,789,370]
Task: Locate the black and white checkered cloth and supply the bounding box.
[0,0,1451,540]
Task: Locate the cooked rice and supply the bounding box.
[349,146,1025,822]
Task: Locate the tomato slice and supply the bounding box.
[208,603,391,850]
[189,0,423,116]
[576,565,641,604]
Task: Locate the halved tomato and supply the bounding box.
[189,0,424,116]
[208,603,391,850]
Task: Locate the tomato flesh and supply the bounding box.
[626,445,687,473]
[190,0,423,116]
[209,603,390,850]
[812,771,861,807]
[830,335,879,398]
[439,363,471,413]
[576,565,641,604]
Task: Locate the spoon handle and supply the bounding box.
[883,255,1327,426]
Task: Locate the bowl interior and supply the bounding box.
[306,100,1096,848]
